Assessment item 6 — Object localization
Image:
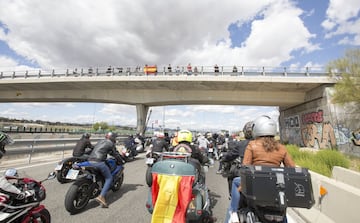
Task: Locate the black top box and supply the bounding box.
[239,165,315,209]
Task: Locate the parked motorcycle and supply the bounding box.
[54,156,88,184]
[0,172,56,223]
[64,158,125,215]
[234,165,315,223]
[145,152,214,223]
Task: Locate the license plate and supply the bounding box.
[145,158,154,165]
[208,148,213,152]
[66,169,79,180]
[54,164,63,171]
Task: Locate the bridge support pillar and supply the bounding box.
[136,104,149,135]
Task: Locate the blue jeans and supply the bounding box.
[224,177,241,223]
[89,161,113,197]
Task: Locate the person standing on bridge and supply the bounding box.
[87,132,125,208]
[224,116,295,223]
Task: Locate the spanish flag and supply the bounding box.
[151,173,195,223]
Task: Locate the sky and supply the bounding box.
[0,0,359,133]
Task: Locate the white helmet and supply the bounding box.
[252,115,277,138]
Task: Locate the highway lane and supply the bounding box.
[1,154,300,223]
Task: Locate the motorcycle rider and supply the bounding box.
[0,132,34,200]
[124,134,137,157]
[172,129,210,184]
[87,132,125,208]
[72,132,94,158]
[224,116,295,223]
[149,132,169,153]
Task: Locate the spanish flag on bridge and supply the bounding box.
[151,173,195,223]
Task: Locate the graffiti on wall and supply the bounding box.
[283,109,358,149]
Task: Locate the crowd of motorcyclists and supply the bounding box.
[0,114,298,223]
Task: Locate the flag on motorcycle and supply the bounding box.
[151,173,195,223]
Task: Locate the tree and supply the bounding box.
[327,48,360,105]
[92,122,109,132]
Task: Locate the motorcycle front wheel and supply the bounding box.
[64,179,92,215]
[22,208,51,223]
[112,171,124,191]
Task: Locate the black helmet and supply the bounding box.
[105,132,118,143]
[82,132,91,139]
[243,121,254,140]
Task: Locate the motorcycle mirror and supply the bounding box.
[47,171,56,180]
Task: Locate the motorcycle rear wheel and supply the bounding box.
[56,168,72,184]
[64,179,92,215]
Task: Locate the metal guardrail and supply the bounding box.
[0,65,336,79]
[4,137,128,164]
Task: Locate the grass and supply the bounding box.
[286,144,353,177]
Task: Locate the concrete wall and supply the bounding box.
[292,166,360,223]
[279,84,360,157]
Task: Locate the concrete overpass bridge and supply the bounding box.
[0,65,337,133]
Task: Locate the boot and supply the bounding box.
[95,195,108,208]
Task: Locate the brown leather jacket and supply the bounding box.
[243,139,295,167]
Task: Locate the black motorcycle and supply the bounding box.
[54,156,88,184]
[64,158,125,215]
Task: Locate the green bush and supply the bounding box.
[286,145,350,177]
[315,149,350,170]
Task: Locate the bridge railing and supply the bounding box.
[0,65,334,79]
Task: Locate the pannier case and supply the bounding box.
[239,165,314,209]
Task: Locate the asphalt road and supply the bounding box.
[1,153,300,223]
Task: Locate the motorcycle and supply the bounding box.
[232,165,315,223]
[54,156,88,184]
[64,158,125,215]
[144,150,161,187]
[145,152,214,223]
[0,172,56,223]
[134,137,145,153]
[121,146,137,162]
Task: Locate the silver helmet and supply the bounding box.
[252,115,277,138]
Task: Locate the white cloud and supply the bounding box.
[322,0,360,44]
[0,0,318,68]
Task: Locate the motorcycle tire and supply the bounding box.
[64,179,92,215]
[112,171,124,192]
[56,169,72,184]
[22,208,51,223]
[145,166,152,187]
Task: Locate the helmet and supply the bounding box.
[4,168,18,177]
[177,130,192,143]
[243,121,254,140]
[105,132,118,143]
[0,132,14,145]
[252,115,277,138]
[82,132,91,139]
